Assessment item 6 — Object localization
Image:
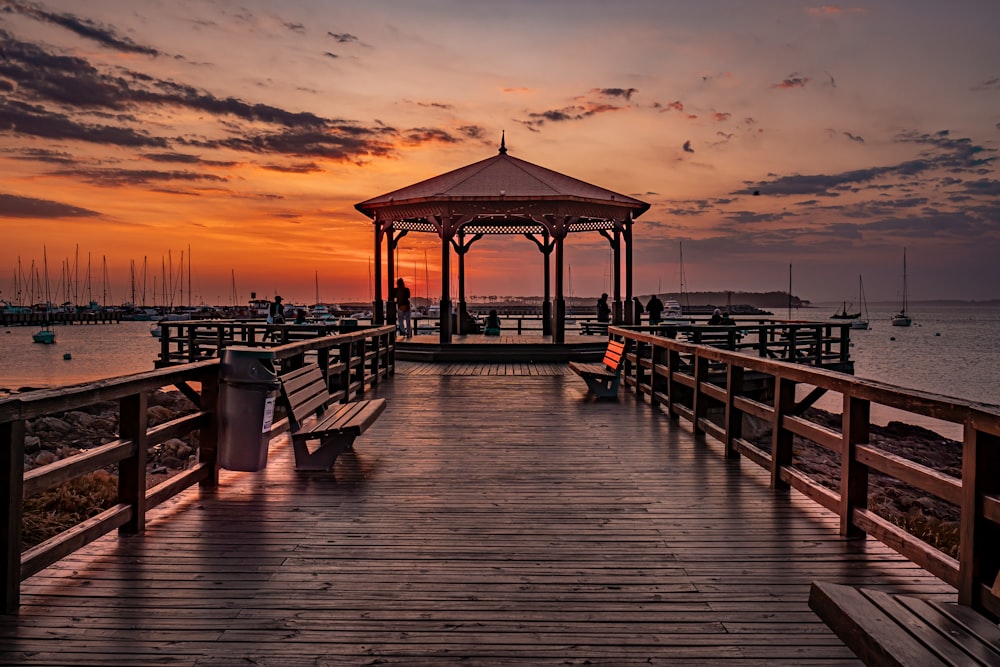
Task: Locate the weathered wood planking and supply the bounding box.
[1,367,955,665]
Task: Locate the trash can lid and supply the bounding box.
[222,345,276,360]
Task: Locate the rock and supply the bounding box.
[33,450,57,466]
[63,411,96,428]
[34,416,71,434]
[23,435,41,454]
[147,405,174,425]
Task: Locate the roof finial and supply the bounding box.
[498,130,507,155]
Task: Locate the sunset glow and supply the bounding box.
[2,1,999,306]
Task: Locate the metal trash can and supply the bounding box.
[218,346,278,471]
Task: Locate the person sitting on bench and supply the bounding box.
[484,309,502,336]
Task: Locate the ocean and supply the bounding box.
[2,304,998,437]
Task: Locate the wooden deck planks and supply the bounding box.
[0,366,956,665]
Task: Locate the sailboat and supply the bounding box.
[850,275,870,330]
[33,248,56,344]
[890,249,912,327]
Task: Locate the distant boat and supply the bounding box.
[831,301,861,320]
[150,323,163,337]
[851,275,870,330]
[33,247,56,344]
[663,299,685,321]
[891,249,913,327]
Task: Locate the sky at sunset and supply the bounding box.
[2,0,999,308]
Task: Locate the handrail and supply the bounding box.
[612,326,1000,619]
[1,325,395,614]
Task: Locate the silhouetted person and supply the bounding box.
[633,296,644,324]
[267,295,285,324]
[646,294,664,325]
[294,308,307,325]
[720,311,736,326]
[396,278,412,337]
[708,308,724,325]
[485,309,502,336]
[596,293,611,323]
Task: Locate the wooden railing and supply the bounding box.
[612,326,1000,618]
[1,326,395,614]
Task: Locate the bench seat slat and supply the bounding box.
[308,399,386,436]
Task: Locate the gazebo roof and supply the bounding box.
[355,144,650,227]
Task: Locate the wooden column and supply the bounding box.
[724,364,744,459]
[373,221,384,325]
[440,231,451,343]
[387,229,408,331]
[525,232,554,337]
[613,226,623,324]
[624,217,634,325]
[552,219,567,343]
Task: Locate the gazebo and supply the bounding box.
[355,137,650,344]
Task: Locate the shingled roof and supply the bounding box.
[355,145,649,220]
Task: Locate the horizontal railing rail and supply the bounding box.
[612,326,1000,619]
[2,326,395,614]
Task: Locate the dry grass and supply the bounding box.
[21,472,119,549]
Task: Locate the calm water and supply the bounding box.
[3,305,998,433]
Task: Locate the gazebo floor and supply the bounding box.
[396,331,608,362]
[1,365,955,665]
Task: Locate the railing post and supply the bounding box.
[117,392,149,535]
[633,339,645,400]
[771,376,795,489]
[724,364,744,459]
[199,368,220,488]
[839,394,870,538]
[2,418,25,614]
[666,349,681,420]
[691,353,708,438]
[958,426,1000,611]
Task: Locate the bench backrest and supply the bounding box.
[602,339,626,372]
[278,364,332,431]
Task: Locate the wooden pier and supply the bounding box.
[4,328,999,665]
[1,310,122,326]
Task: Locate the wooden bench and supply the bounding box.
[579,321,609,336]
[277,364,387,471]
[809,581,1000,666]
[568,339,626,399]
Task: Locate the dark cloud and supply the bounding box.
[5,1,161,56]
[0,192,100,218]
[284,22,306,33]
[738,130,997,197]
[0,30,405,162]
[522,102,623,128]
[402,127,460,144]
[323,52,339,59]
[0,99,169,147]
[7,147,76,164]
[593,87,638,101]
[682,140,694,153]
[142,152,237,167]
[414,101,454,110]
[771,74,810,89]
[458,125,488,140]
[844,132,864,143]
[328,32,358,43]
[261,162,322,173]
[972,77,1000,92]
[49,167,228,187]
[656,100,684,113]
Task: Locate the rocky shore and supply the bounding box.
[21,389,198,547]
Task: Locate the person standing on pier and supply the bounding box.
[633,296,644,324]
[646,294,664,325]
[267,295,285,324]
[396,278,412,337]
[596,293,611,323]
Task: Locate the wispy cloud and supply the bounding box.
[5,0,162,56]
[771,74,810,89]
